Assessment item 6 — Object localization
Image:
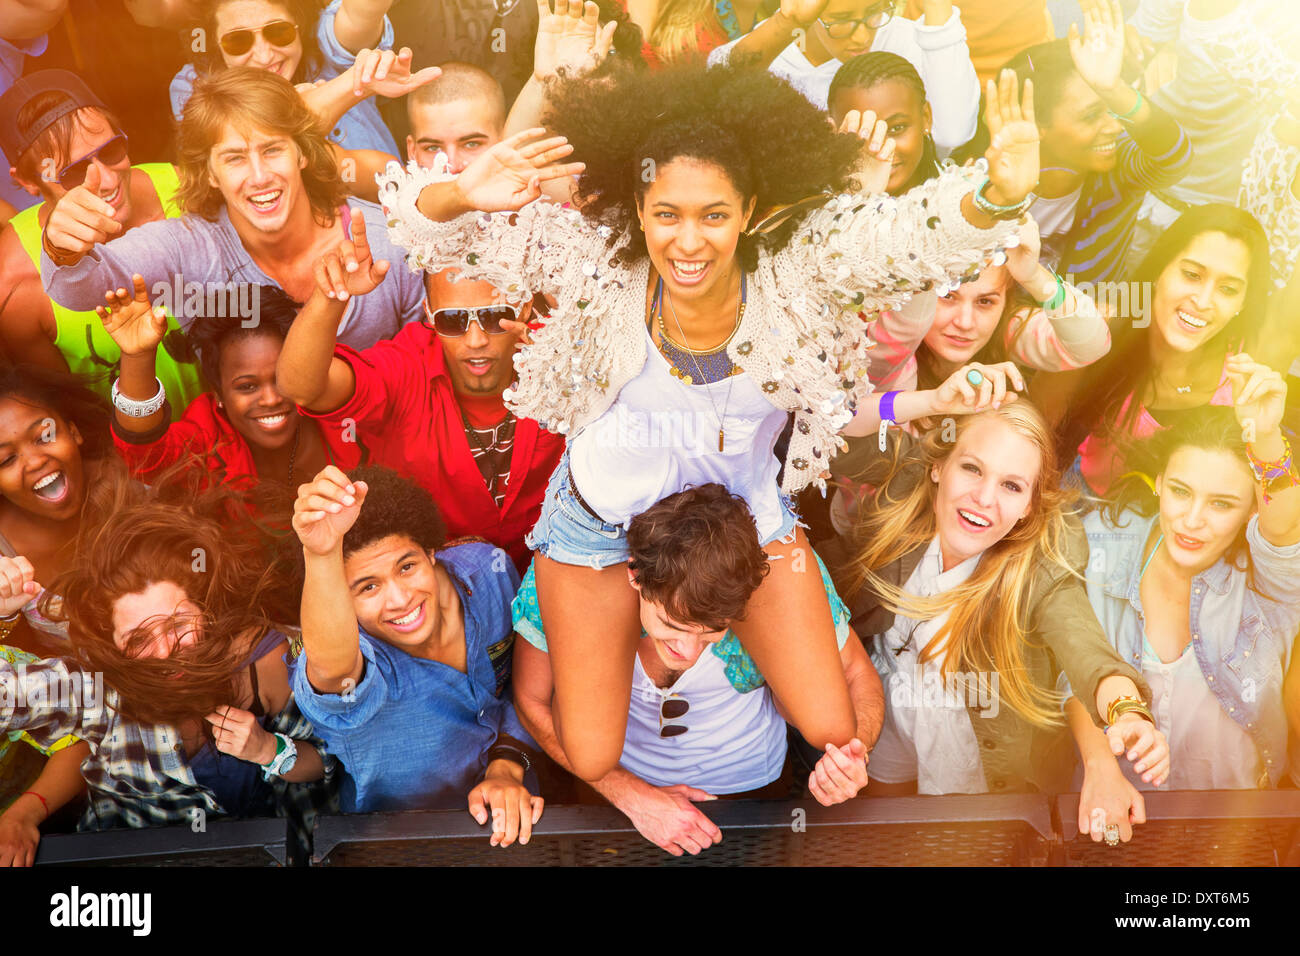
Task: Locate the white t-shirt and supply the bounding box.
[622,647,788,794]
[708,8,980,151]
[569,327,789,540]
[1135,638,1265,791]
[1029,187,1082,272]
[867,536,988,793]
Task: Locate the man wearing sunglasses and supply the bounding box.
[276,212,565,576]
[708,0,980,152]
[512,484,884,857]
[0,69,205,416]
[39,68,425,354]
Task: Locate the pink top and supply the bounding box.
[1079,370,1235,496]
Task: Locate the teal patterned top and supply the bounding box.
[511,548,851,694]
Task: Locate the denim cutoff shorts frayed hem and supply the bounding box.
[525,450,802,571]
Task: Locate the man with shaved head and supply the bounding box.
[405,63,507,174]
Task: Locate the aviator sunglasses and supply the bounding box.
[423,300,519,336]
[218,19,299,57]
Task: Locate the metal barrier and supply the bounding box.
[34,816,288,867]
[311,795,1057,866]
[28,791,1300,866]
[1056,790,1300,867]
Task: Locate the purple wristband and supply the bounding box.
[878,390,900,424]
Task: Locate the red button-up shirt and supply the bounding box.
[301,322,564,574]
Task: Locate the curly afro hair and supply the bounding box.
[542,61,864,270]
[343,464,448,560]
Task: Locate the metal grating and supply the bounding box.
[35,817,287,867]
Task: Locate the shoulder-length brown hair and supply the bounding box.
[41,460,298,727]
[838,400,1079,727]
[176,66,346,225]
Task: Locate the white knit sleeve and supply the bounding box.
[376,159,617,305]
[773,163,1020,317]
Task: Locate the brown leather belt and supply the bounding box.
[567,470,605,523]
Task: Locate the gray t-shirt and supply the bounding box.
[41,197,424,351]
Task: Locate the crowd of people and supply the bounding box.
[0,0,1296,865]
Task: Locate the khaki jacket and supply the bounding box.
[820,431,1151,793]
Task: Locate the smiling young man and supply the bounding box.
[709,0,978,151]
[291,463,543,845]
[406,63,506,174]
[512,484,884,856]
[0,69,205,413]
[39,67,425,352]
[276,221,564,574]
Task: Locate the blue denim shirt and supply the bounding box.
[291,542,532,812]
[1083,508,1300,787]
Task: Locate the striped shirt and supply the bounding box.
[1052,100,1193,286]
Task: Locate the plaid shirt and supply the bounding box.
[0,638,338,832]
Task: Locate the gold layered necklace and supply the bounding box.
[653,274,746,453]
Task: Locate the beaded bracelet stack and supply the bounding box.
[1246,436,1299,503]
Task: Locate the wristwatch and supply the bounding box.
[261,733,299,780]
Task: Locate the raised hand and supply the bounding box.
[840,109,897,195]
[534,0,618,81]
[96,274,168,357]
[779,0,830,28]
[1106,713,1169,787]
[293,466,369,557]
[930,360,1025,415]
[205,705,277,764]
[1068,0,1126,95]
[982,69,1040,207]
[1226,353,1287,442]
[1004,217,1043,285]
[0,554,39,619]
[454,128,585,213]
[314,212,390,302]
[351,47,441,99]
[43,162,122,256]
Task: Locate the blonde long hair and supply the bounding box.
[840,401,1080,727]
[649,0,722,62]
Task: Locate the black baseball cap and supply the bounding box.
[0,69,107,167]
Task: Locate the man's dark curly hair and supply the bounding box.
[342,464,448,560]
[542,61,863,271]
[626,483,770,632]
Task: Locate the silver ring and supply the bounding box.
[1103,823,1121,847]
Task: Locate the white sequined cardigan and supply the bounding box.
[377,161,1017,495]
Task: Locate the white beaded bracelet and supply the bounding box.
[111,377,166,418]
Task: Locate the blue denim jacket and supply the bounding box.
[292,542,533,812]
[1083,508,1300,787]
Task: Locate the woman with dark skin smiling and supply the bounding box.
[369,62,1040,780]
[1047,204,1271,496]
[997,0,1192,285]
[0,366,117,649]
[100,275,359,496]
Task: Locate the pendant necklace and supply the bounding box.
[662,274,746,452]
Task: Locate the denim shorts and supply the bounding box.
[526,449,800,570]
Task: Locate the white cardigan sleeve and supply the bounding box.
[771,162,1019,317]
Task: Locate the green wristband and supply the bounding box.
[1040,272,1066,311]
[1112,88,1143,121]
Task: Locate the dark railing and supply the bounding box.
[32,790,1300,866]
